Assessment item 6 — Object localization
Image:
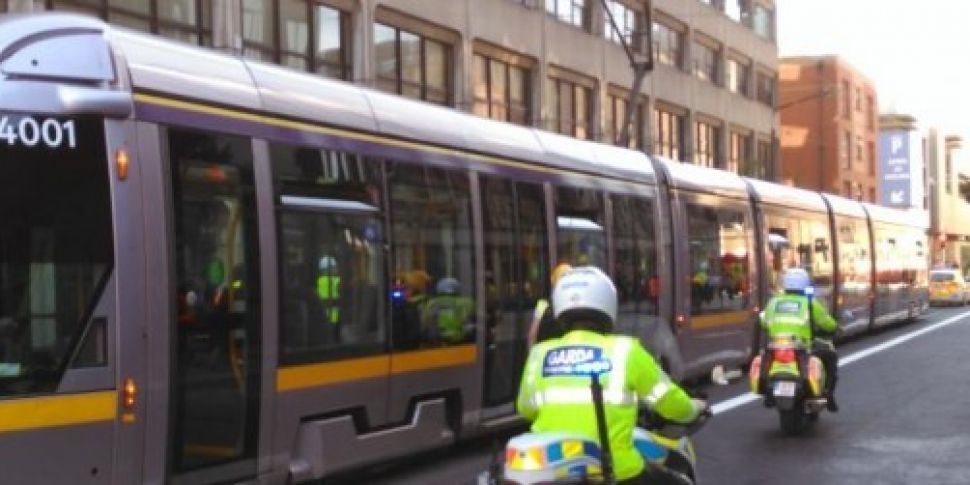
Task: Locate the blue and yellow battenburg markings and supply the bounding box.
[507,438,603,478]
[542,345,613,377]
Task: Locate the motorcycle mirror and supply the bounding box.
[711,365,742,386]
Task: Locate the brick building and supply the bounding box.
[778,56,879,200]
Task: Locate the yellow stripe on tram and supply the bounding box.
[277,344,479,392]
[691,310,753,330]
[390,344,477,374]
[0,391,117,434]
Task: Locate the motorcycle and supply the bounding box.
[749,333,828,435]
[479,371,710,485]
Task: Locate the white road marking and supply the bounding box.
[711,309,970,415]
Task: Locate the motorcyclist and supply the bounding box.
[516,266,705,484]
[760,268,840,412]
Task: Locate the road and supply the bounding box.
[324,306,970,484]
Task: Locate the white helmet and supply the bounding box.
[552,266,617,331]
[436,277,461,295]
[318,256,337,271]
[781,268,811,292]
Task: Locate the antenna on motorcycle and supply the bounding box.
[589,373,616,485]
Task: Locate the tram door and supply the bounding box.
[167,129,262,482]
[480,178,548,411]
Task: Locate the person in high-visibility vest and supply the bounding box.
[316,256,341,328]
[761,268,840,412]
[517,267,706,484]
[423,277,475,344]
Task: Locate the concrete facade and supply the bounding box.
[926,130,970,271]
[778,56,879,200]
[5,0,778,178]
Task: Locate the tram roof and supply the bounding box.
[2,14,646,184]
[744,178,828,213]
[862,203,929,229]
[820,193,868,219]
[656,157,750,199]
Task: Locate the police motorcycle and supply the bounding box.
[479,363,712,485]
[749,287,830,435]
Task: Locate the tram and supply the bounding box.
[0,13,927,484]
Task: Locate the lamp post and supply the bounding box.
[600,0,653,148]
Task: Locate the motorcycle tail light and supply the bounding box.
[773,348,796,364]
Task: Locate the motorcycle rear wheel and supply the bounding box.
[779,409,804,435]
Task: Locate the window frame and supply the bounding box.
[545,0,591,31]
[374,21,454,106]
[547,68,596,140]
[473,44,535,126]
[47,0,212,44]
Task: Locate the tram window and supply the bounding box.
[836,217,871,290]
[764,212,833,303]
[481,177,549,404]
[686,204,750,314]
[388,162,476,351]
[273,145,387,363]
[611,196,659,322]
[555,186,606,270]
[0,116,112,397]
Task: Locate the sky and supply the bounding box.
[777,0,970,140]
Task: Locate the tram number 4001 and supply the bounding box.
[0,115,78,149]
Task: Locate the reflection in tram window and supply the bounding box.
[765,211,833,307]
[686,204,750,314]
[481,177,549,405]
[555,187,606,270]
[170,129,260,472]
[0,117,112,397]
[388,163,476,350]
[611,195,659,332]
[272,145,387,364]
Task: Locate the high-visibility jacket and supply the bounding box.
[516,330,699,480]
[316,275,341,324]
[423,294,475,343]
[761,292,837,343]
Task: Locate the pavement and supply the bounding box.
[323,306,970,484]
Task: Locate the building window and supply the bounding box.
[752,4,773,40]
[843,180,852,198]
[840,130,851,169]
[866,96,875,128]
[729,131,753,175]
[868,187,876,203]
[841,80,851,119]
[604,1,643,52]
[545,0,589,30]
[236,1,351,78]
[855,137,864,168]
[867,141,875,176]
[855,86,862,111]
[605,88,646,149]
[693,40,718,84]
[473,52,532,126]
[653,106,685,161]
[756,138,772,180]
[725,0,749,23]
[47,0,212,44]
[547,75,595,140]
[374,23,452,105]
[756,71,775,106]
[699,0,719,9]
[652,20,683,69]
[726,58,750,96]
[694,120,720,168]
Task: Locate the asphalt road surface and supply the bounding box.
[324,306,970,484]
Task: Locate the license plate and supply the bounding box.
[773,381,796,397]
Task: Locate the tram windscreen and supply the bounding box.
[0,113,113,396]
